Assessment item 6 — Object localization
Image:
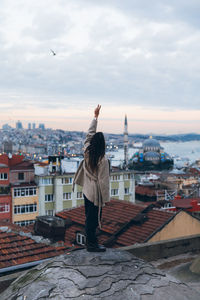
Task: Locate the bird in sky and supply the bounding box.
[50,49,56,56]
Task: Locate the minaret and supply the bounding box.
[124,114,129,169]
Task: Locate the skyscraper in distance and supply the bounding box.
[16,121,23,129]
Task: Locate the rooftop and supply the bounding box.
[1,248,200,300]
[10,160,34,171]
[172,197,200,209]
[56,199,175,247]
[0,223,71,273]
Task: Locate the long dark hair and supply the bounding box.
[87,132,105,172]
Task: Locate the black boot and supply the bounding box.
[86,242,106,252]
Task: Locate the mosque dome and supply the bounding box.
[143,138,161,152]
[144,151,160,163]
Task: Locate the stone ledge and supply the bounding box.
[121,234,200,261]
[1,248,200,300]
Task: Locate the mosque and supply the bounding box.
[123,116,173,171]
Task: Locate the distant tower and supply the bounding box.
[28,123,31,130]
[32,123,36,130]
[16,120,23,129]
[39,123,45,130]
[124,114,129,169]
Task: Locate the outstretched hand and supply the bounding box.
[94,104,101,119]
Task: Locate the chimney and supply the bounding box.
[34,216,66,241]
[190,199,199,210]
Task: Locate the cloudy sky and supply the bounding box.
[0,0,200,134]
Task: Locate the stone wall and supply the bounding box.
[121,234,200,261]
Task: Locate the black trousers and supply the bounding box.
[84,194,101,245]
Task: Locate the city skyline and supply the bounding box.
[1,110,200,136]
[0,1,200,134]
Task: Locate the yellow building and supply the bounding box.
[12,184,39,226]
[9,160,39,226]
[149,210,200,243]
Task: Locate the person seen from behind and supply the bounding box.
[82,105,110,252]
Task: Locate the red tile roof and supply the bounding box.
[10,161,34,170]
[0,223,70,271]
[0,154,24,167]
[172,198,200,209]
[56,199,175,248]
[135,186,157,197]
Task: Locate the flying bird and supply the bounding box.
[50,49,56,56]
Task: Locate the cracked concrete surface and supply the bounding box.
[1,248,200,300]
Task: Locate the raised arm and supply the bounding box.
[84,105,101,150]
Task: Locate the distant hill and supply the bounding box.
[105,133,200,142]
[133,133,200,142]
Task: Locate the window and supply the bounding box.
[123,174,130,180]
[45,210,54,216]
[0,186,10,195]
[0,203,10,213]
[0,173,8,180]
[111,189,118,196]
[14,187,36,198]
[41,178,53,185]
[76,233,86,245]
[164,203,172,208]
[18,173,24,180]
[63,192,72,200]
[62,177,73,184]
[45,194,54,202]
[111,175,120,181]
[21,188,25,196]
[18,172,24,181]
[14,204,37,214]
[124,188,129,195]
[77,192,83,199]
[14,220,35,227]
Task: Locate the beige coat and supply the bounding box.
[74,118,110,207]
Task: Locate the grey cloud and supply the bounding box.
[23,12,71,41]
[0,0,200,113]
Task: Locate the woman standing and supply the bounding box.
[79,105,110,252]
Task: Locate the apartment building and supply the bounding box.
[10,160,39,226]
[110,170,135,201]
[36,170,135,216]
[0,162,11,222]
[0,154,25,223]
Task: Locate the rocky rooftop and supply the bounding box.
[1,248,200,300]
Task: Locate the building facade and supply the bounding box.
[10,161,39,226]
[0,154,25,223]
[36,170,135,216]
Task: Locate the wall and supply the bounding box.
[0,195,12,222]
[149,211,200,243]
[10,170,35,184]
[0,167,9,185]
[122,234,200,261]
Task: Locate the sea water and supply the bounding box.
[108,141,200,167]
